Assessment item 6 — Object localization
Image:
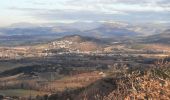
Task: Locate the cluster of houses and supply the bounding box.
[51,40,73,49]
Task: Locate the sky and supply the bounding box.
[0,0,170,27]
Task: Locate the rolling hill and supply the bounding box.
[143,29,170,44]
[49,35,107,52]
[84,23,139,38]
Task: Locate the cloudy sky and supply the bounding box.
[0,0,170,27]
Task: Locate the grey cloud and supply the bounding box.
[8,7,126,21]
[30,8,170,22]
[33,10,119,21]
[8,0,170,23]
[66,0,170,12]
[67,0,170,4]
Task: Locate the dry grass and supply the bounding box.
[46,58,170,100]
[145,44,170,51]
[44,71,103,92]
[104,58,170,100]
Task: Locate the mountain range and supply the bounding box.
[0,21,169,46]
[143,29,170,44]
